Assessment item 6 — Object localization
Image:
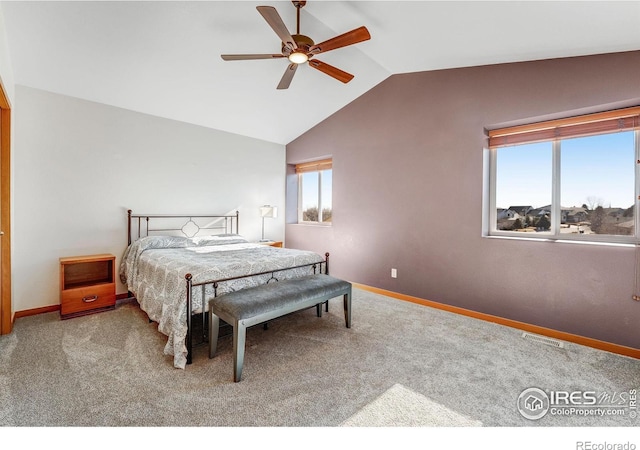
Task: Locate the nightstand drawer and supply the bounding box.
[61,283,116,316]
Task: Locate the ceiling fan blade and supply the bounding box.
[221,54,285,61]
[308,59,354,84]
[277,63,298,90]
[308,26,371,55]
[257,6,296,52]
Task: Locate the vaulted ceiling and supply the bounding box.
[2,1,639,144]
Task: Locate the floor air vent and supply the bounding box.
[522,332,564,348]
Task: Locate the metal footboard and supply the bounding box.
[184,253,330,365]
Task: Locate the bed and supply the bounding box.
[119,210,327,369]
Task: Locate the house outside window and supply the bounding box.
[487,107,640,244]
[295,158,332,224]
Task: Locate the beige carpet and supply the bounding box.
[341,383,482,427]
[2,288,639,428]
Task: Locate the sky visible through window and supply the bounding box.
[496,131,635,210]
[301,170,332,210]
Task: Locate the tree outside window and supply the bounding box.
[296,159,332,224]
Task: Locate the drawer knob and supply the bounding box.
[82,295,98,303]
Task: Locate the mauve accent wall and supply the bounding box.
[285,50,640,350]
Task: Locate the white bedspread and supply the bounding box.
[120,235,324,368]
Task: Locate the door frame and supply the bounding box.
[0,79,12,335]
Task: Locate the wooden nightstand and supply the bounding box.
[60,254,116,319]
[258,241,283,248]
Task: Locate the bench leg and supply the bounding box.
[233,322,247,382]
[343,289,352,328]
[209,313,220,358]
[316,303,323,317]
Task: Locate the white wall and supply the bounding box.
[14,85,285,311]
[0,4,15,319]
[0,4,15,104]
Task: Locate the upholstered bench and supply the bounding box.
[208,273,352,382]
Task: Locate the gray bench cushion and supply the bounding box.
[211,274,351,320]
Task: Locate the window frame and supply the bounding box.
[486,107,640,245]
[295,158,332,225]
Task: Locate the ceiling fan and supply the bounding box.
[221,1,371,89]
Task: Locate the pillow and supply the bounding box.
[120,235,191,285]
[189,234,249,247]
[134,235,192,250]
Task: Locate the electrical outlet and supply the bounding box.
[391,268,397,278]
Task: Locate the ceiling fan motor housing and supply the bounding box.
[282,34,314,57]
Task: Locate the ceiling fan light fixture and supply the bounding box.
[288,51,308,64]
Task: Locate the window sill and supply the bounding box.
[291,222,332,227]
[483,234,636,248]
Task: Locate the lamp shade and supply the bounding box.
[260,205,278,219]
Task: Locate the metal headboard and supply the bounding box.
[127,209,240,246]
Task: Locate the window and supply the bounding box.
[487,107,640,243]
[296,158,332,224]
